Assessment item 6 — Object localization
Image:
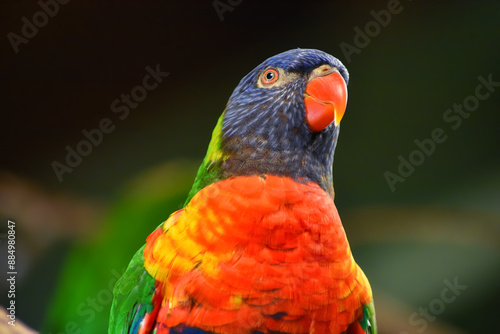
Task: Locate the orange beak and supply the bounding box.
[304,71,347,132]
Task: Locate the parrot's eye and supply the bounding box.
[261,69,279,85]
[257,67,297,89]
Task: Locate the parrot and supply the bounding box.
[109,48,376,334]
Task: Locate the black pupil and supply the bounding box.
[265,71,275,81]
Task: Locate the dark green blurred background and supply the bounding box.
[1,1,499,333]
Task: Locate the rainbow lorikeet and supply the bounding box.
[109,49,376,334]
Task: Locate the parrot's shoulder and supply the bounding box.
[343,300,377,334]
[109,240,159,333]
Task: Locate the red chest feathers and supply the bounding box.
[143,175,371,334]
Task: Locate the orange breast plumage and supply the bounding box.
[143,175,372,334]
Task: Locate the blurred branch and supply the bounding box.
[374,290,467,334]
[344,206,500,249]
[0,171,107,250]
[0,307,38,334]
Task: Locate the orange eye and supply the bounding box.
[261,69,279,84]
